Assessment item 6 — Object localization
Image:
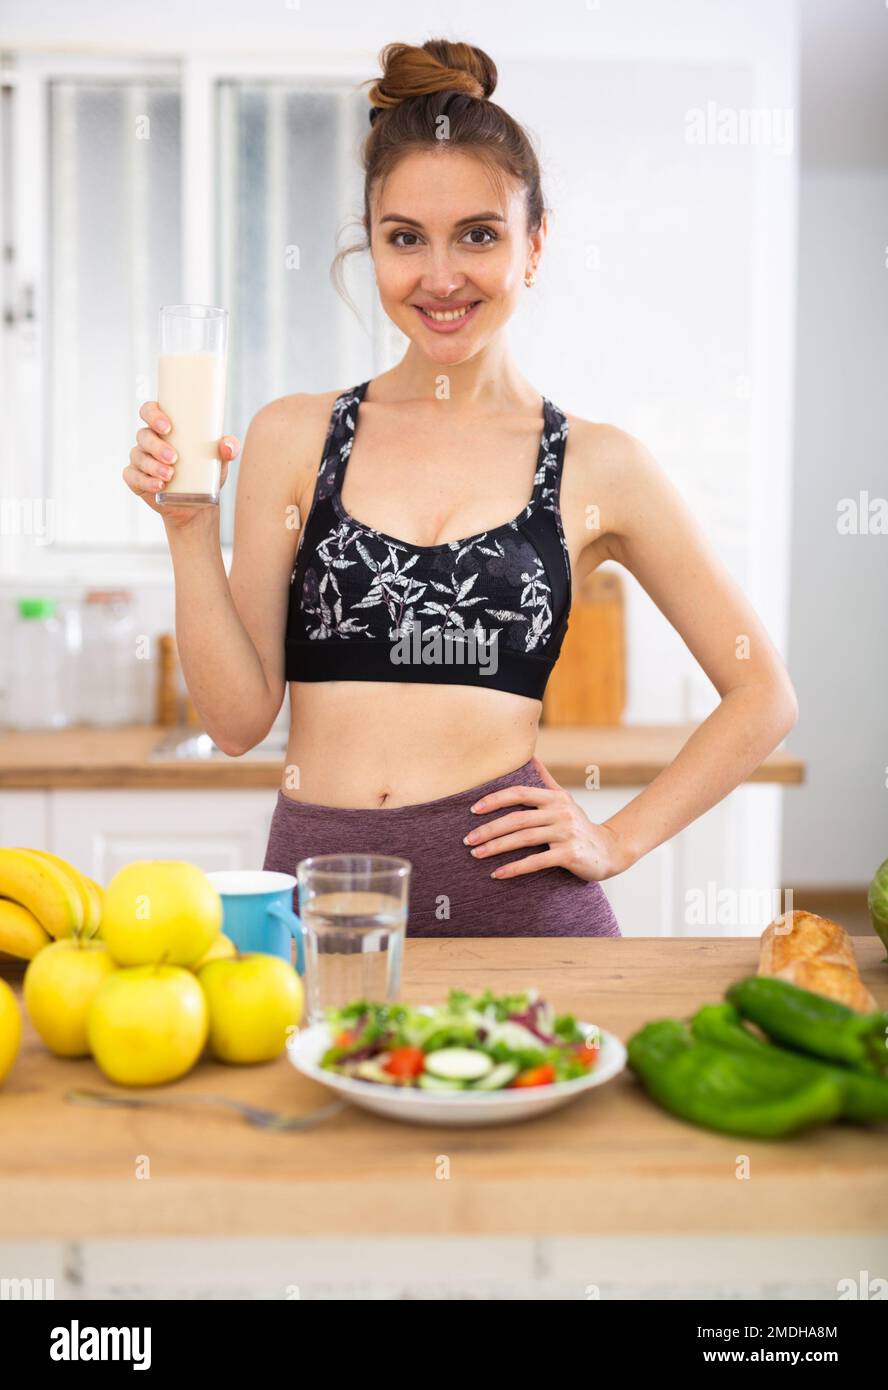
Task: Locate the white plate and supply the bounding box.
[286,1019,627,1127]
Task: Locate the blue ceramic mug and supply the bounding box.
[205,870,304,973]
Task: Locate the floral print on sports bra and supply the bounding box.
[285,380,573,701]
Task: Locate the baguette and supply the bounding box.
[758,909,877,1013]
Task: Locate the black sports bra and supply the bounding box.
[285,380,573,700]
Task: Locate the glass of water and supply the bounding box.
[295,854,411,1024]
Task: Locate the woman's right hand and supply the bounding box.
[123,402,241,529]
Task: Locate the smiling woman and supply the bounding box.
[333,39,544,364]
[124,36,797,940]
[262,39,625,933]
[379,204,504,333]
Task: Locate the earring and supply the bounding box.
[524,268,537,288]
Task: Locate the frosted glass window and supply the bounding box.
[48,81,182,548]
[216,83,376,544]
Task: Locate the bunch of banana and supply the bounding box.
[0,848,104,961]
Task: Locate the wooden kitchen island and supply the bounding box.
[1,938,885,1300]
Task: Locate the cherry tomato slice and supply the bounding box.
[573,1039,600,1069]
[383,1045,426,1079]
[512,1063,557,1088]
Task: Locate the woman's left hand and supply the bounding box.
[462,756,636,883]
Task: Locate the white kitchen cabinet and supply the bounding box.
[574,783,785,937]
[48,790,279,883]
[0,791,48,851]
[571,788,673,935]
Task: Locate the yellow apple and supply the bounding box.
[189,932,237,971]
[101,861,221,967]
[198,953,304,1064]
[88,965,208,1086]
[0,978,21,1085]
[24,937,117,1057]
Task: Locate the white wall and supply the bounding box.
[781,0,888,887]
[505,48,797,727]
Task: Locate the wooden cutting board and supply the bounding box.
[542,566,625,724]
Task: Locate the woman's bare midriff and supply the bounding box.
[281,680,540,809]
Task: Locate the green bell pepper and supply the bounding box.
[726,977,888,1075]
[691,1002,888,1124]
[626,1018,844,1138]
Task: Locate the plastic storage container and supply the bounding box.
[78,589,138,726]
[7,597,68,730]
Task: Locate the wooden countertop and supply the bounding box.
[0,723,805,789]
[0,938,882,1240]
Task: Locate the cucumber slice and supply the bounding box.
[488,1021,546,1051]
[417,1074,465,1092]
[423,1047,494,1081]
[470,1061,519,1091]
[352,1059,399,1085]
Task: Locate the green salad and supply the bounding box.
[319,987,601,1091]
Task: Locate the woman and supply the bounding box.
[124,38,797,939]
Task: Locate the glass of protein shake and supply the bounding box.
[155,304,229,508]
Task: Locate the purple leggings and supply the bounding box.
[262,757,621,938]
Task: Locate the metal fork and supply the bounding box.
[66,1087,346,1131]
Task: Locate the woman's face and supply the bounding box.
[368,147,545,368]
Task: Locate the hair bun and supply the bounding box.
[367,39,497,123]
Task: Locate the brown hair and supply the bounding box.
[332,39,546,304]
